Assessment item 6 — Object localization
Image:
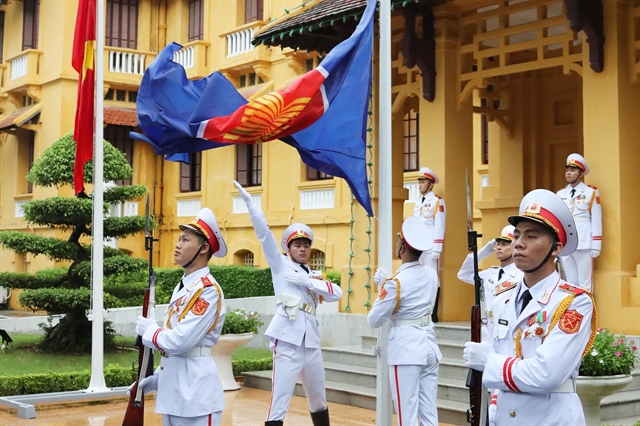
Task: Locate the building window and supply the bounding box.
[104,125,134,185]
[188,0,203,42]
[244,0,263,23]
[242,251,254,267]
[180,152,202,192]
[22,0,39,50]
[238,72,262,88]
[27,133,35,194]
[306,166,332,181]
[236,144,262,187]
[403,109,419,172]
[106,0,138,49]
[309,250,325,271]
[481,112,489,165]
[0,12,5,64]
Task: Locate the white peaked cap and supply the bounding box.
[398,216,433,252]
[496,225,515,242]
[508,189,578,257]
[417,167,439,184]
[566,153,589,175]
[281,223,314,252]
[179,208,227,257]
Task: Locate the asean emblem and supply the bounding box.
[191,298,210,316]
[559,309,583,334]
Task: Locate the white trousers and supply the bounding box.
[162,411,221,426]
[389,348,439,426]
[266,339,328,421]
[560,250,593,291]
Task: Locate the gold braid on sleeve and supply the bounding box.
[543,294,576,340]
[179,288,204,322]
[515,328,523,359]
[581,292,597,358]
[541,292,597,358]
[391,278,401,314]
[207,282,224,334]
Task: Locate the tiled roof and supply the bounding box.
[0,104,42,130]
[104,106,138,127]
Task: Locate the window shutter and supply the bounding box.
[180,162,191,192]
[236,144,248,186]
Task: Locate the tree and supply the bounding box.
[0,132,153,353]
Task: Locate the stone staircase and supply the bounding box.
[243,322,640,425]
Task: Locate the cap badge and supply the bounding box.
[524,202,541,215]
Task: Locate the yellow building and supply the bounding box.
[0,0,637,335]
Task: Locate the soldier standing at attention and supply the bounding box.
[233,181,342,426]
[413,166,446,322]
[134,208,228,426]
[368,216,442,426]
[463,189,596,426]
[556,153,602,291]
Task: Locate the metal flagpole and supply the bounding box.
[375,0,393,423]
[87,0,108,392]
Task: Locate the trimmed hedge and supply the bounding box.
[0,359,273,396]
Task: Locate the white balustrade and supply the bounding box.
[300,190,334,210]
[226,28,255,57]
[123,201,138,217]
[108,50,147,75]
[10,55,28,80]
[233,195,262,214]
[404,181,419,203]
[177,199,201,217]
[173,46,194,69]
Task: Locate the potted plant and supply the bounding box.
[577,327,638,426]
[212,308,263,391]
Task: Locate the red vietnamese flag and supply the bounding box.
[72,0,96,194]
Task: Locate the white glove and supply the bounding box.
[431,252,441,260]
[373,268,387,286]
[590,250,600,258]
[136,315,158,336]
[284,270,313,288]
[478,240,497,260]
[233,180,254,207]
[126,370,160,396]
[463,327,494,372]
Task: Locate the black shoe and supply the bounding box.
[310,407,330,426]
[265,421,283,426]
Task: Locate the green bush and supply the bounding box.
[0,361,272,396]
[222,309,263,335]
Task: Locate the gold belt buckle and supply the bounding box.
[160,350,168,357]
[302,303,313,313]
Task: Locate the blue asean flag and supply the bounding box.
[131,0,375,215]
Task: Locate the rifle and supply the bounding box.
[123,195,157,426]
[464,170,488,426]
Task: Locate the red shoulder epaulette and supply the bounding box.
[435,195,442,199]
[493,281,517,296]
[587,185,598,190]
[201,276,213,287]
[559,283,587,295]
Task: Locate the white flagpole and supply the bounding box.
[376,0,393,423]
[87,0,107,392]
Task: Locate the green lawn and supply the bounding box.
[0,334,271,376]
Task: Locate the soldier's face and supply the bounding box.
[494,239,513,261]
[565,166,582,184]
[174,230,206,266]
[288,239,311,264]
[418,179,432,195]
[512,220,560,270]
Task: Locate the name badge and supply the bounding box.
[498,319,509,326]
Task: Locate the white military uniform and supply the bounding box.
[414,190,446,276]
[247,211,342,422]
[484,271,595,425]
[141,266,226,420]
[458,260,522,328]
[557,181,602,291]
[368,257,441,425]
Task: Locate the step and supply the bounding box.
[361,334,376,350]
[321,345,377,369]
[324,361,377,388]
[242,370,468,424]
[437,377,470,404]
[439,358,470,381]
[435,323,471,342]
[601,388,640,421]
[437,339,465,360]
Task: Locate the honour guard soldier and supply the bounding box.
[134,208,228,426]
[368,216,442,426]
[413,166,446,322]
[234,181,342,426]
[463,189,597,426]
[458,225,522,327]
[556,153,602,291]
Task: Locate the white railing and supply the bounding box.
[404,181,419,203]
[108,50,147,75]
[173,45,194,69]
[14,200,28,218]
[227,28,255,57]
[123,201,138,217]
[300,189,334,210]
[233,194,262,214]
[10,55,28,80]
[177,199,201,217]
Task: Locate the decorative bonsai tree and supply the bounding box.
[0,132,152,353]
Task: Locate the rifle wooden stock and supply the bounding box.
[122,289,154,426]
[466,304,483,426]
